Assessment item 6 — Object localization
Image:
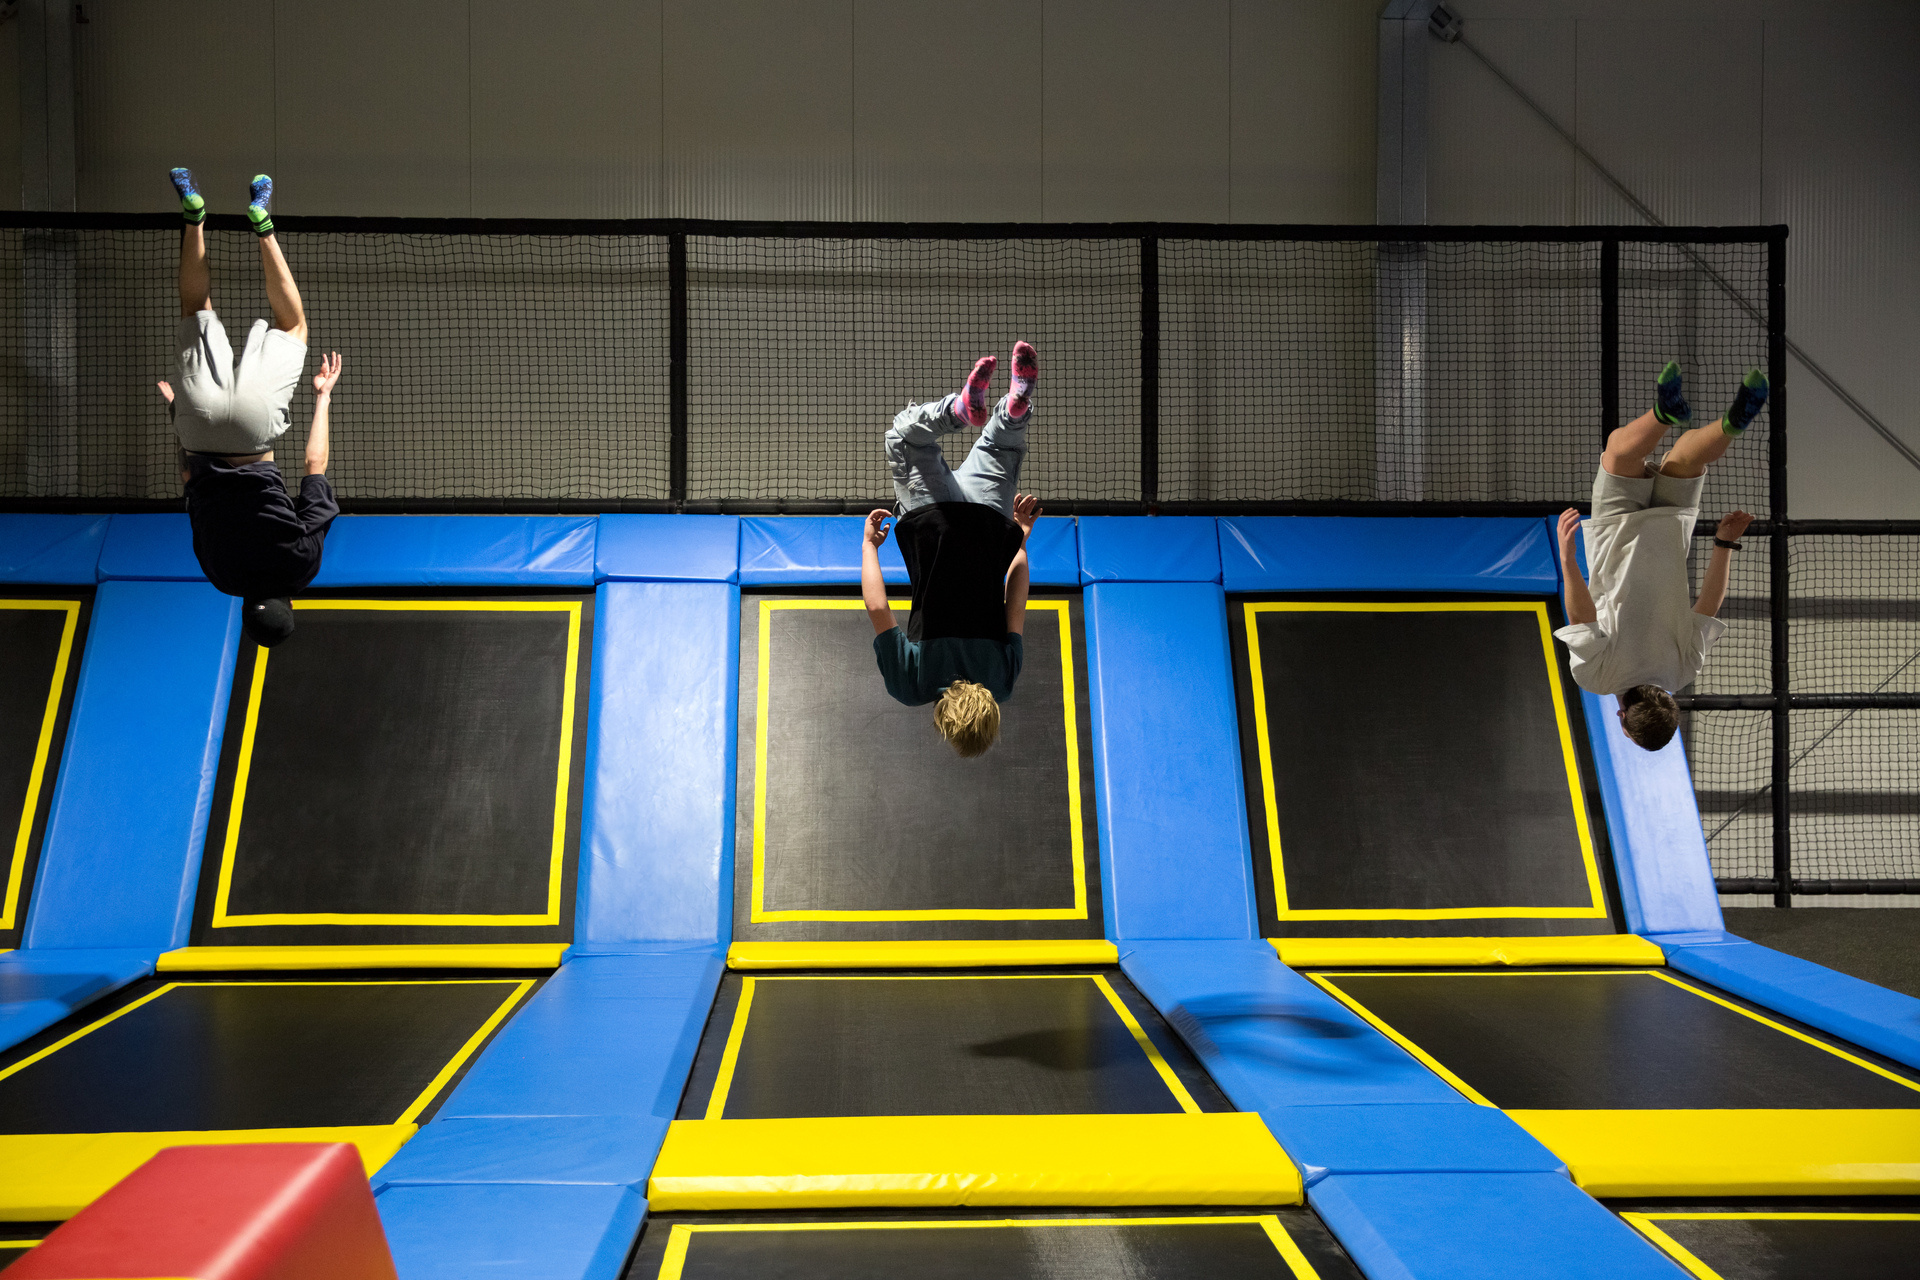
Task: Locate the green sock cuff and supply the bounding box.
[248,207,274,237]
[181,195,205,225]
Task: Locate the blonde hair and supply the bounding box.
[933,680,1001,758]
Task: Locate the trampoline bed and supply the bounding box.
[0,592,88,952]
[1620,1209,1920,1280]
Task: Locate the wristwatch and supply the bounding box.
[1714,537,1743,551]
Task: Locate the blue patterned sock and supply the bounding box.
[1653,361,1690,426]
[247,173,275,237]
[1721,369,1768,436]
[169,168,205,225]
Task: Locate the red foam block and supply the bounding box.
[10,1143,397,1280]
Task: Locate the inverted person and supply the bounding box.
[860,344,1042,757]
[1556,361,1769,750]
[157,168,341,648]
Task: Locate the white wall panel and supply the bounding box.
[1573,20,1763,226]
[74,0,275,213]
[1228,0,1375,223]
[662,0,854,221]
[273,0,470,217]
[851,0,1042,222]
[1042,0,1230,222]
[471,0,663,218]
[1428,19,1576,225]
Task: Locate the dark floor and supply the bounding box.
[1722,908,1920,999]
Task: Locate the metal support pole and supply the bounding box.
[668,233,688,506]
[1767,232,1790,907]
[1599,240,1619,447]
[1140,236,1159,507]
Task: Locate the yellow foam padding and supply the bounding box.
[0,1126,413,1220]
[647,1113,1301,1210]
[155,944,569,972]
[726,940,1121,970]
[1507,1109,1920,1196]
[1271,935,1665,968]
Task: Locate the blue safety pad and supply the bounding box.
[374,1116,670,1188]
[1266,1105,1563,1185]
[96,513,202,581]
[1580,689,1722,936]
[0,515,109,583]
[24,581,241,949]
[594,515,739,583]
[1218,516,1557,594]
[1120,941,1468,1108]
[378,1183,646,1280]
[1078,517,1220,583]
[432,951,723,1122]
[1086,583,1255,940]
[1660,933,1920,1072]
[1309,1172,1680,1280]
[309,516,597,586]
[577,583,736,945]
[0,948,153,1053]
[738,515,1080,586]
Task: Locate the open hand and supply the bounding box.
[156,380,174,404]
[1557,507,1582,556]
[312,351,343,397]
[1012,493,1043,536]
[1716,510,1753,543]
[864,508,892,547]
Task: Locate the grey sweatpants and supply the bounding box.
[885,394,1028,518]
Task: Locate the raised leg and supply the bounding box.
[1659,422,1736,478]
[953,395,1028,518]
[1601,408,1668,479]
[258,233,308,345]
[179,223,211,318]
[885,397,967,511]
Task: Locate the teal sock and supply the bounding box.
[247,173,275,237]
[1653,360,1690,426]
[169,167,205,225]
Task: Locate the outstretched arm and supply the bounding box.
[861,509,896,635]
[1005,494,1041,636]
[1694,510,1752,617]
[1557,508,1597,626]
[305,352,341,476]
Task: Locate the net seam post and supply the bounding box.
[1768,228,1790,907]
[669,232,689,508]
[1139,235,1159,509]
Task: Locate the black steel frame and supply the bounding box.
[3,213,1913,902]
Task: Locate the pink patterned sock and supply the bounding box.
[1008,341,1037,419]
[955,355,996,428]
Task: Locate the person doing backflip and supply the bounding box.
[860,343,1043,757]
[158,168,340,649]
[1555,361,1769,751]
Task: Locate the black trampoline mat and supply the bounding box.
[684,971,1226,1120]
[211,601,583,925]
[1233,601,1607,926]
[627,1210,1365,1280]
[0,978,529,1133]
[1631,1214,1920,1280]
[1316,970,1920,1111]
[736,594,1099,938]
[0,600,83,947]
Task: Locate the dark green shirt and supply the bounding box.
[872,630,1023,706]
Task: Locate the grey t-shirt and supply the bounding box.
[1554,504,1725,694]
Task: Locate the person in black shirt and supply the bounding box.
[861,344,1041,757]
[156,167,341,647]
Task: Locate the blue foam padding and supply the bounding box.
[0,948,153,1053]
[1077,516,1221,583]
[24,581,240,949]
[0,515,109,583]
[1660,933,1920,1072]
[309,516,597,586]
[594,515,739,583]
[1086,583,1255,940]
[739,515,1080,586]
[577,583,737,946]
[1264,1104,1564,1185]
[374,1115,670,1188]
[1219,516,1557,594]
[1310,1172,1680,1280]
[1580,688,1723,936]
[432,951,724,1122]
[1120,941,1469,1108]
[377,1183,645,1280]
[96,514,202,581]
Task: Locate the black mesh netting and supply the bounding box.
[1681,533,1773,881]
[1785,536,1920,883]
[685,236,1139,503]
[0,226,670,501]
